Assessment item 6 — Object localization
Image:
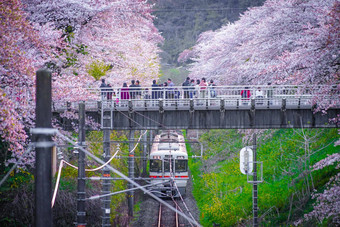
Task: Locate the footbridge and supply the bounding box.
[53,85,340,129]
[33,70,339,227]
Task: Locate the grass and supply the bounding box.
[188,129,339,226]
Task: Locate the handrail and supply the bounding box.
[51,85,340,111]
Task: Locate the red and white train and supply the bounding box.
[149,131,188,197]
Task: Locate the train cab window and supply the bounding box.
[150,160,161,172]
[158,143,179,150]
[164,159,171,172]
[175,160,188,172]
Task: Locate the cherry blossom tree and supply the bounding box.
[182,1,339,223]
[1,0,60,166]
[185,0,339,89]
[294,153,340,225]
[23,0,163,86]
[183,0,339,142]
[1,0,163,167]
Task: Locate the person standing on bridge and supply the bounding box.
[255,87,264,105]
[135,80,142,100]
[208,79,216,98]
[189,79,195,98]
[199,78,208,105]
[100,78,107,100]
[267,82,273,105]
[163,81,168,100]
[151,79,160,101]
[167,78,174,99]
[129,80,137,99]
[182,77,190,98]
[106,83,113,100]
[241,87,251,105]
[195,79,200,99]
[120,82,129,106]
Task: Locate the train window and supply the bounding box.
[150,160,161,172]
[175,160,188,172]
[158,143,179,150]
[164,159,171,172]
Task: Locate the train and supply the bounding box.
[149,131,188,198]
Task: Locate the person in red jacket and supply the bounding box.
[241,87,251,105]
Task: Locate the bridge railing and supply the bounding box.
[52,85,339,111]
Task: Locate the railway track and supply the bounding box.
[157,200,187,227]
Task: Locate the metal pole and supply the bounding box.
[142,131,147,176]
[253,134,258,227]
[34,69,52,227]
[128,130,135,217]
[101,129,111,227]
[76,102,86,226]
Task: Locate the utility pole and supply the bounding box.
[101,106,112,226]
[142,130,148,176]
[128,130,135,217]
[253,134,258,227]
[76,102,86,227]
[34,69,52,227]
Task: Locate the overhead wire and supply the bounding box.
[55,130,202,227]
[0,145,33,187]
[51,110,147,208]
[51,148,121,208]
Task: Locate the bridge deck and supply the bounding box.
[52,85,340,130]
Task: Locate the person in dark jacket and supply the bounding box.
[129,80,137,99]
[182,77,190,98]
[135,80,142,99]
[100,78,107,100]
[151,79,160,99]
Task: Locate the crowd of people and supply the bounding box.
[99,77,217,101]
[99,77,271,106]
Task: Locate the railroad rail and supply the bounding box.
[158,200,184,227]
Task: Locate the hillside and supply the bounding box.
[188,129,339,226]
[151,0,265,65]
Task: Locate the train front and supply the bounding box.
[149,134,188,197]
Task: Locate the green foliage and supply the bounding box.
[153,0,266,65]
[46,26,89,75]
[158,66,189,85]
[188,129,339,226]
[86,130,145,222]
[0,168,34,190]
[86,60,112,81]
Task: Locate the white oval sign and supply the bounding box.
[240,146,253,174]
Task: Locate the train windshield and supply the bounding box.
[150,160,162,172]
[164,158,171,172]
[175,160,188,172]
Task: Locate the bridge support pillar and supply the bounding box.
[128,130,135,217]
